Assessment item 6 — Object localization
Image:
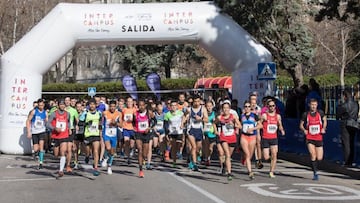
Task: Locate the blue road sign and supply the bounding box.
[88,87,96,97]
[258,62,276,80]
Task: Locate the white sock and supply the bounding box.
[60,156,66,172]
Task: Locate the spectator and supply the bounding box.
[336,90,359,167]
[306,78,323,111]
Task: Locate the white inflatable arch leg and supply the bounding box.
[0,2,271,154]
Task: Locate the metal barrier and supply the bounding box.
[276,85,359,119]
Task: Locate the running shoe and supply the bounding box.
[227,173,233,181]
[171,162,177,168]
[139,170,144,178]
[177,152,183,160]
[269,172,276,178]
[197,156,202,162]
[193,164,199,171]
[146,164,153,170]
[66,166,72,173]
[241,157,246,166]
[93,169,100,176]
[164,151,170,161]
[73,164,80,170]
[249,172,255,180]
[101,159,108,167]
[107,167,112,175]
[188,162,194,170]
[256,161,264,169]
[127,158,131,165]
[85,156,90,164]
[205,160,210,166]
[58,171,64,178]
[38,164,43,170]
[218,164,226,175]
[312,173,319,181]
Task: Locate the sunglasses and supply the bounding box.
[244,105,251,108]
[268,105,275,107]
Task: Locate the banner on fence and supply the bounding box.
[146,73,161,101]
[122,75,138,100]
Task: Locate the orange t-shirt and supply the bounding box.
[122,108,136,130]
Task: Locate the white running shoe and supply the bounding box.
[101,159,108,168]
[107,167,112,175]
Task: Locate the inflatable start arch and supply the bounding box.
[0,2,271,154]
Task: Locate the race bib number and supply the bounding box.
[34,117,44,129]
[170,126,181,134]
[56,121,66,132]
[222,124,234,136]
[156,121,164,130]
[106,127,117,137]
[124,114,133,122]
[242,123,255,134]
[309,125,320,135]
[191,121,202,129]
[267,124,278,134]
[89,123,98,133]
[139,121,149,131]
[204,123,213,132]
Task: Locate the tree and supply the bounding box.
[215,0,315,88]
[314,0,360,87]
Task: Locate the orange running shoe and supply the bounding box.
[164,151,170,161]
[66,166,72,173]
[139,170,144,178]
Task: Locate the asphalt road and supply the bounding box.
[0,153,359,203]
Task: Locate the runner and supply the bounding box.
[154,102,166,161]
[164,100,186,168]
[134,100,155,178]
[261,99,285,178]
[178,93,189,160]
[203,100,216,166]
[146,107,157,170]
[74,101,85,169]
[47,99,72,178]
[116,97,125,158]
[26,99,48,169]
[249,93,264,169]
[102,100,122,174]
[64,97,78,171]
[299,99,327,180]
[214,102,241,180]
[186,95,208,171]
[241,100,262,180]
[80,98,102,176]
[122,97,137,165]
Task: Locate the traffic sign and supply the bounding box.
[258,62,276,80]
[88,87,96,98]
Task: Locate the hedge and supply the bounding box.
[43,78,198,92]
[275,74,359,87]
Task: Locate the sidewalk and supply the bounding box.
[279,152,360,180]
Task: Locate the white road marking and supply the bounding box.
[0,176,82,183]
[241,183,360,200]
[168,172,226,203]
[0,156,15,160]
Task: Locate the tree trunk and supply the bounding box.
[340,29,346,89]
[12,1,18,46]
[287,63,304,88]
[72,48,78,82]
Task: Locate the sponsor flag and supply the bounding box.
[122,75,138,100]
[146,73,161,101]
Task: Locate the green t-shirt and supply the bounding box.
[164,110,184,135]
[66,106,79,129]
